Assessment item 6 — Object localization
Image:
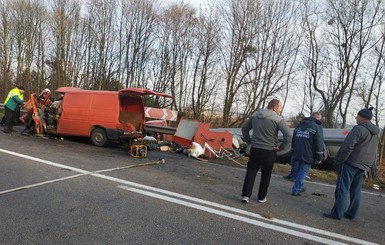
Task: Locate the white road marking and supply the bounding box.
[0,148,381,245]
[0,161,162,195]
[119,186,348,245]
[0,173,86,195]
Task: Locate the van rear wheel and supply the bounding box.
[91,128,108,146]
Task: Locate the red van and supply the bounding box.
[39,87,172,146]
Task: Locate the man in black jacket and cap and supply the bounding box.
[324,107,379,220]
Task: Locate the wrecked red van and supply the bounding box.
[41,87,172,146]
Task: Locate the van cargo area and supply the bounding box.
[119,94,145,133]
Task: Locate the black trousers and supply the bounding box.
[14,105,21,124]
[4,106,15,133]
[242,147,277,200]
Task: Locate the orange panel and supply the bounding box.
[193,123,233,158]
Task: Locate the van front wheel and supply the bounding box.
[91,128,108,146]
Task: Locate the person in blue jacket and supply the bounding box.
[324,107,379,220]
[3,85,25,133]
[291,112,324,196]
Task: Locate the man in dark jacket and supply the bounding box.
[324,107,379,220]
[284,112,321,181]
[241,99,292,203]
[291,112,324,196]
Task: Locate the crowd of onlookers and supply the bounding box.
[240,99,379,220]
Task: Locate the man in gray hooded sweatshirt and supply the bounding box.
[241,99,291,203]
[324,107,379,220]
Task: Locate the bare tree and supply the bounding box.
[218,0,260,126]
[46,0,84,90]
[34,3,48,93]
[156,3,197,113]
[300,0,335,124]
[332,0,382,127]
[117,0,158,89]
[218,0,300,127]
[243,0,301,124]
[301,0,382,127]
[10,0,45,91]
[0,1,14,98]
[82,0,119,90]
[356,19,385,126]
[1,0,384,134]
[190,7,220,120]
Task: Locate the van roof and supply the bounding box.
[55,87,82,93]
[120,88,173,98]
[55,87,172,98]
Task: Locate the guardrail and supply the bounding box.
[144,124,176,135]
[0,103,27,114]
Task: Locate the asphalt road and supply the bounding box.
[0,127,384,245]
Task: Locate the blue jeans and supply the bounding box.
[288,157,298,179]
[330,164,365,219]
[292,161,311,194]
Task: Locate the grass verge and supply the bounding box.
[237,157,384,190]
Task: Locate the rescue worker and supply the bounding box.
[21,88,55,135]
[3,85,25,133]
[19,88,53,124]
[38,88,54,105]
[45,99,62,129]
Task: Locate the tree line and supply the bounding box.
[0,0,384,129]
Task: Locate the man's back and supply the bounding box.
[242,108,291,151]
[336,121,379,171]
[292,117,324,164]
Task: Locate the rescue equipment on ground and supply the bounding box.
[130,143,148,158]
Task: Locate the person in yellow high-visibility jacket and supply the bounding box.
[3,85,25,133]
[0,85,19,126]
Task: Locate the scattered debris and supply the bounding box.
[311,193,327,198]
[263,212,274,220]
